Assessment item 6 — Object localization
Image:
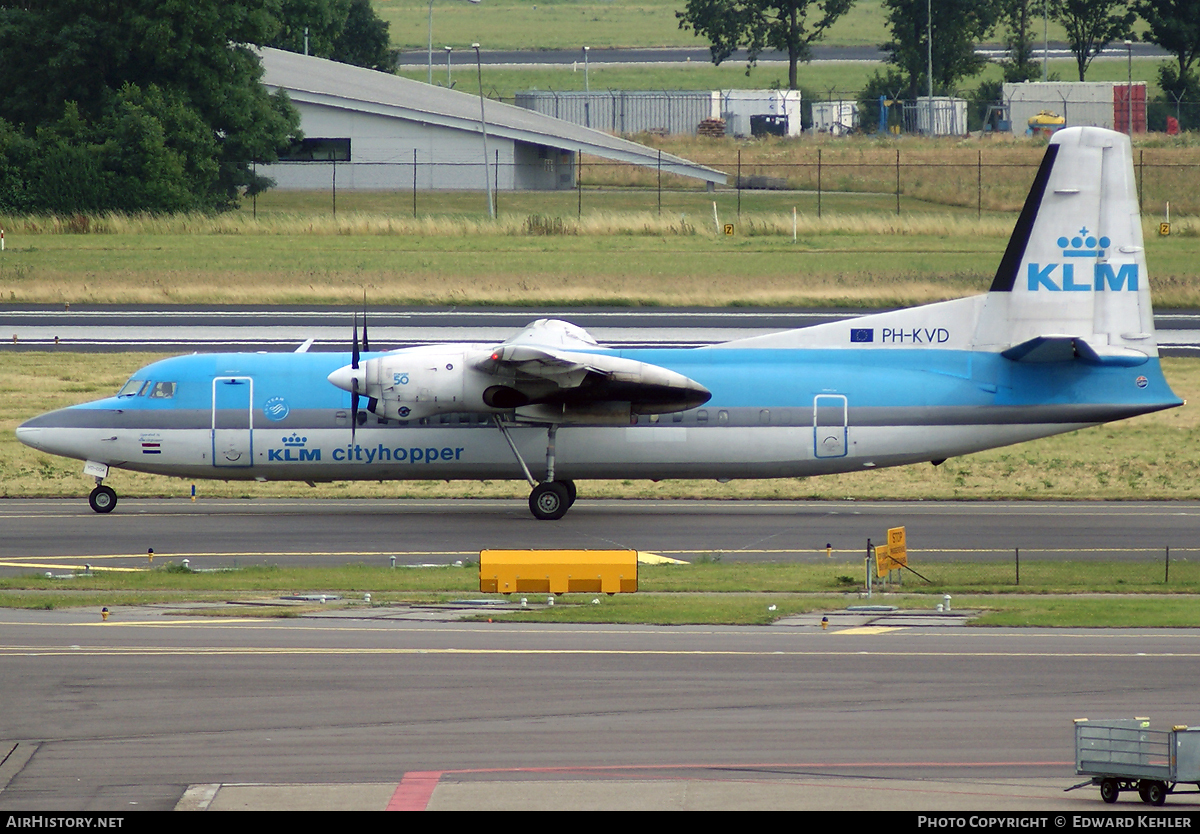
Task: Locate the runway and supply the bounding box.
[2,499,1199,572]
[1,609,1198,811]
[3,499,1200,811]
[5,306,1200,354]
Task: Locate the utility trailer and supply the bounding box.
[1068,718,1200,806]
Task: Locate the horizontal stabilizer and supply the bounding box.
[1002,335,1148,366]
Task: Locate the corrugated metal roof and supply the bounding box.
[259,48,727,186]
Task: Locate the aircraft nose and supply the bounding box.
[15,423,43,450]
[327,364,364,393]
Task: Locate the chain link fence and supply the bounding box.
[266,148,1200,220]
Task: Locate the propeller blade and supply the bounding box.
[362,292,370,353]
[353,311,361,369]
[350,311,360,441]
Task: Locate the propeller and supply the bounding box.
[350,312,360,443]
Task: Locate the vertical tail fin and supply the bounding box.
[974,127,1156,365]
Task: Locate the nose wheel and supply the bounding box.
[529,480,576,521]
[88,485,117,514]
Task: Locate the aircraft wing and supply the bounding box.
[327,318,711,423]
[474,321,711,418]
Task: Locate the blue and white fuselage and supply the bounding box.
[15,128,1185,518]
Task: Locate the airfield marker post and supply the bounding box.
[978,150,982,218]
[865,538,873,598]
[657,150,662,216]
[895,149,901,215]
[736,149,741,218]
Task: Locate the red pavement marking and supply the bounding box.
[388,771,444,811]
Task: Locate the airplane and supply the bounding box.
[16,126,1183,520]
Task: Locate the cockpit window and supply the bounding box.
[148,381,176,399]
[117,379,148,398]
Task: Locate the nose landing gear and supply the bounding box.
[88,484,117,514]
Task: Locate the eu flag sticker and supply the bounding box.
[850,328,874,343]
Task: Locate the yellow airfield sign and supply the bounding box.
[875,526,907,576]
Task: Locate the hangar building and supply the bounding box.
[257,48,727,192]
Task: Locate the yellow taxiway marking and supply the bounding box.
[0,561,147,572]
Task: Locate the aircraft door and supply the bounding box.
[813,394,848,458]
[212,377,254,468]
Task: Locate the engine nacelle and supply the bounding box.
[365,350,471,421]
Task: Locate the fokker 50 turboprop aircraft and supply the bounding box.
[17,127,1184,519]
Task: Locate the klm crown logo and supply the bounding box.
[270,433,320,462]
[1028,226,1137,292]
[1058,227,1110,258]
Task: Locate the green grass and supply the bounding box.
[4,215,1200,307]
[6,562,1200,627]
[410,57,1169,103]
[376,0,1082,53]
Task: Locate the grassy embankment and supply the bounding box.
[376,0,1077,53]
[5,562,1200,627]
[4,138,1200,306]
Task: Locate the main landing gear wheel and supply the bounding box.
[529,481,571,521]
[88,485,117,514]
[1099,778,1120,804]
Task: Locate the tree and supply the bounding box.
[881,0,1002,99]
[270,0,395,72]
[1000,0,1042,82]
[1051,0,1135,81]
[676,0,855,90]
[271,0,349,58]
[0,1,300,211]
[334,0,394,72]
[1135,0,1200,97]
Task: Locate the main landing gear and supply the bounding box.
[89,483,117,514]
[529,479,577,521]
[493,417,577,520]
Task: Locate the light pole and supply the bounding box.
[1126,39,1133,135]
[429,0,480,85]
[1042,0,1048,83]
[445,46,452,86]
[926,0,934,135]
[473,43,494,219]
[583,46,590,128]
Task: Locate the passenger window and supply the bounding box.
[696,409,708,424]
[718,410,729,425]
[148,381,176,399]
